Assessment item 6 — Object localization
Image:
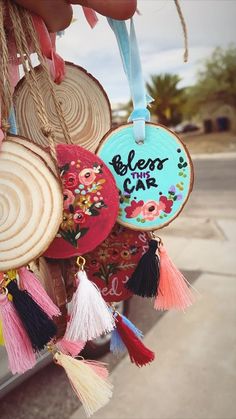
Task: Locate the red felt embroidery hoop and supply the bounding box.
[84,223,150,302]
[44,144,119,258]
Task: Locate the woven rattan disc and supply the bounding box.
[0,140,63,271]
[14,62,111,152]
[8,135,58,177]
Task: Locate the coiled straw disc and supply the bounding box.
[14,62,112,152]
[0,140,63,272]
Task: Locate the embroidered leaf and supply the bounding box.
[97,178,106,185]
[60,163,70,174]
[60,229,78,247]
[79,227,89,238]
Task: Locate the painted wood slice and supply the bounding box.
[0,140,63,272]
[8,134,58,176]
[14,62,111,152]
[44,144,119,258]
[97,123,194,231]
[84,224,149,302]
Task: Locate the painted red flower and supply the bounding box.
[159,196,173,214]
[73,210,88,224]
[64,172,78,189]
[63,189,75,209]
[125,200,144,218]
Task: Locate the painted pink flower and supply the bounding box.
[73,210,88,224]
[64,172,78,189]
[159,196,173,214]
[140,200,160,221]
[79,168,96,186]
[63,189,75,209]
[125,200,144,218]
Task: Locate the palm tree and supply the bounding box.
[146,73,185,126]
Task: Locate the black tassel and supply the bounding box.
[125,239,160,298]
[7,280,57,351]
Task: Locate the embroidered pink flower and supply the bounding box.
[79,168,96,186]
[159,196,173,214]
[63,189,75,209]
[140,200,160,221]
[73,210,88,224]
[125,200,144,218]
[64,172,78,189]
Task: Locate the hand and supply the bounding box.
[13,0,137,32]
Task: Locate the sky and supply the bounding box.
[56,0,236,105]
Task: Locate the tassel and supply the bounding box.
[53,352,113,417]
[0,293,36,374]
[18,267,61,318]
[154,244,195,311]
[7,279,57,351]
[110,313,143,356]
[0,319,4,345]
[125,239,160,297]
[56,338,85,357]
[65,257,115,342]
[114,313,155,367]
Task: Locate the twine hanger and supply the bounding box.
[0,0,12,134]
[7,0,72,161]
[174,0,189,63]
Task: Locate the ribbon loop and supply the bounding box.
[108,18,153,143]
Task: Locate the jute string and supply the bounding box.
[174,0,188,63]
[7,1,72,160]
[0,0,12,132]
[20,7,72,145]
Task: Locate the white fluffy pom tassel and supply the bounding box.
[54,352,113,417]
[65,269,115,342]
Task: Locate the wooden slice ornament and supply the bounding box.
[84,224,150,302]
[97,123,194,231]
[0,140,63,272]
[44,144,119,259]
[8,134,58,176]
[14,62,112,152]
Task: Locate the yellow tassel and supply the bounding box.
[54,352,113,417]
[0,319,4,345]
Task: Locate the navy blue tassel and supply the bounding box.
[125,239,160,297]
[7,280,57,351]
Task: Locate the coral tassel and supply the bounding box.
[154,244,195,311]
[18,267,61,318]
[54,352,113,417]
[0,294,36,374]
[65,269,115,342]
[115,313,155,367]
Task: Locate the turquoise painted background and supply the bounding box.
[98,124,193,230]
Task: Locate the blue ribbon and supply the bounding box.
[107,18,153,144]
[8,107,18,135]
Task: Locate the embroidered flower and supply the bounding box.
[73,210,88,224]
[97,248,109,261]
[61,212,75,231]
[140,200,160,221]
[74,195,92,212]
[63,172,78,190]
[79,168,96,186]
[125,200,144,218]
[159,196,173,214]
[63,189,75,209]
[121,249,131,260]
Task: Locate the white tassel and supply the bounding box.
[65,269,115,342]
[54,352,113,417]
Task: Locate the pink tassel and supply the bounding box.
[154,244,195,311]
[57,338,85,357]
[83,360,109,379]
[18,267,61,318]
[0,294,36,374]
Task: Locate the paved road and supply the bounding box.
[0,157,235,419]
